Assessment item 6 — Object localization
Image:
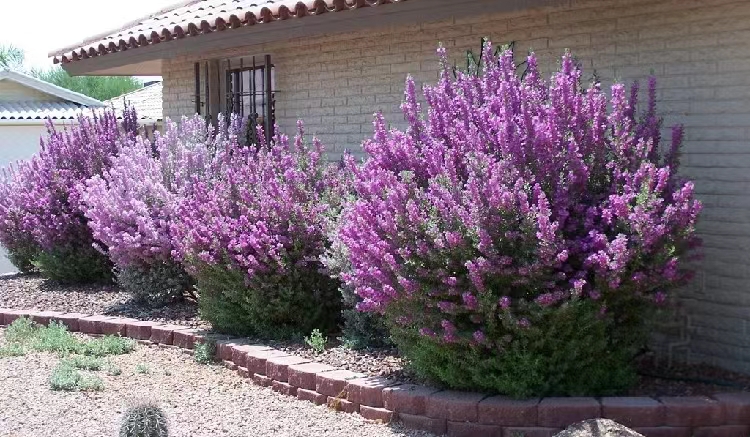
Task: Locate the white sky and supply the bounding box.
[0,0,178,77]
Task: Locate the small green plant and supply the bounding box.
[119,400,169,437]
[193,341,216,365]
[49,362,104,391]
[3,318,135,358]
[4,317,37,343]
[31,321,80,355]
[65,355,104,371]
[135,364,151,374]
[304,329,327,354]
[106,362,122,376]
[0,343,25,358]
[81,335,136,357]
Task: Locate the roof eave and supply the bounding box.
[56,0,560,76]
[0,70,104,106]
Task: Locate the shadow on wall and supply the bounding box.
[0,246,17,274]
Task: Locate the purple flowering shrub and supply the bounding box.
[80,116,236,304]
[0,160,41,272]
[171,123,343,337]
[336,43,701,396]
[0,108,138,282]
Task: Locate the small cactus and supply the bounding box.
[119,401,168,437]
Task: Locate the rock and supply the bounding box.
[554,419,644,437]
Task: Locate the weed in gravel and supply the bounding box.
[193,341,216,365]
[135,364,151,374]
[105,361,122,376]
[81,336,136,357]
[304,329,327,354]
[4,318,135,358]
[4,317,37,343]
[49,362,104,392]
[0,343,25,358]
[65,355,104,371]
[31,322,80,355]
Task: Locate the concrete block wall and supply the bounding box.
[162,0,750,373]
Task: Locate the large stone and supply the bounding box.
[554,419,644,437]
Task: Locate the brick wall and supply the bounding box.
[162,0,750,372]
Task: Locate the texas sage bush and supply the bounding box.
[335,43,701,397]
[171,123,344,337]
[80,116,237,305]
[0,160,41,273]
[0,108,139,282]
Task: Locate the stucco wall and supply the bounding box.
[162,0,750,373]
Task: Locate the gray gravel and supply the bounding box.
[0,329,437,437]
[0,275,205,328]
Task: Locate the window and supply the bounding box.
[225,55,275,144]
[193,54,276,145]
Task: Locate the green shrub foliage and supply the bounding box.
[335,43,701,396]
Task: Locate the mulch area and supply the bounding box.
[2,273,748,398]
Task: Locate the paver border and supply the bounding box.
[1,308,748,437]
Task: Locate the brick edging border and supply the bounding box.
[2,308,749,437]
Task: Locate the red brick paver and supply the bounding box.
[100,317,138,336]
[503,427,561,437]
[383,384,441,415]
[297,388,327,405]
[346,376,396,408]
[447,421,502,437]
[272,380,298,397]
[692,425,750,437]
[78,315,113,334]
[426,390,487,422]
[30,310,63,326]
[125,320,160,340]
[660,396,725,427]
[288,362,337,390]
[601,396,665,428]
[173,328,202,349]
[328,397,359,414]
[359,406,394,423]
[713,392,750,425]
[316,369,365,397]
[246,349,289,375]
[49,313,88,331]
[632,427,692,437]
[230,344,272,368]
[398,413,447,435]
[478,396,539,426]
[537,397,601,428]
[266,355,310,382]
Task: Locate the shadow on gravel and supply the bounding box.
[102,297,203,327]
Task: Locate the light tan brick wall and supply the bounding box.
[163,0,750,372]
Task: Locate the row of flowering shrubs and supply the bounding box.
[0,42,701,397]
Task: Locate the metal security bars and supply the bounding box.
[225,54,275,145]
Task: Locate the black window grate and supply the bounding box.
[225,54,275,145]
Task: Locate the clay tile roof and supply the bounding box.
[50,0,406,65]
[104,82,163,122]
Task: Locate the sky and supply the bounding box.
[0,0,179,78]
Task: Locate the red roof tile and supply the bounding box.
[50,0,407,65]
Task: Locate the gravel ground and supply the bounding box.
[0,329,436,437]
[0,274,205,328]
[2,274,749,398]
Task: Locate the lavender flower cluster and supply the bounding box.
[335,44,701,355]
[81,115,236,269]
[170,122,344,334]
[0,108,138,281]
